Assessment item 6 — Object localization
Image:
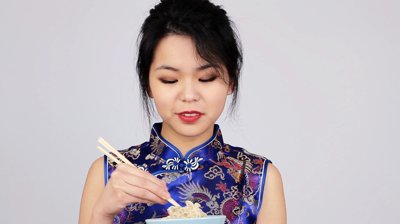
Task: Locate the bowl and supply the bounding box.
[145,215,226,224]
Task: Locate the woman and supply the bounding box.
[79,0,286,223]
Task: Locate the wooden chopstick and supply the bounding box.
[98,137,132,165]
[97,137,181,207]
[97,146,121,165]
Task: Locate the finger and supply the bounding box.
[118,164,168,191]
[133,167,167,189]
[108,176,168,205]
[111,166,170,200]
[122,174,170,201]
[116,189,166,205]
[121,184,169,205]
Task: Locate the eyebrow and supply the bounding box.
[154,63,215,72]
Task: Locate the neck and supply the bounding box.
[160,123,214,156]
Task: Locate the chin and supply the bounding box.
[175,122,212,136]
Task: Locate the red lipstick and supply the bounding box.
[177,111,204,123]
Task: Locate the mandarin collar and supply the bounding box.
[149,122,224,172]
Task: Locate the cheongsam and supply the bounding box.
[105,123,271,224]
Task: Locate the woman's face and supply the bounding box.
[149,35,232,145]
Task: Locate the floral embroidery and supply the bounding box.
[162,156,203,172]
[162,157,181,170]
[137,164,148,171]
[183,157,203,172]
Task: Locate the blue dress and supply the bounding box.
[105,123,271,224]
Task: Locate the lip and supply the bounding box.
[177,111,204,123]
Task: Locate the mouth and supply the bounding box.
[177,111,204,123]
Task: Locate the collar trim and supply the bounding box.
[151,122,221,159]
[150,123,222,172]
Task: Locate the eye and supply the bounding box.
[199,75,218,82]
[160,79,177,84]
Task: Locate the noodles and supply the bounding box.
[165,201,207,219]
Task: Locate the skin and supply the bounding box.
[79,34,286,224]
[148,35,232,155]
[257,163,287,224]
[79,160,170,224]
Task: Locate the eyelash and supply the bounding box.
[200,76,218,82]
[161,80,177,84]
[160,75,218,84]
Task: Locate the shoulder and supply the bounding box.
[86,156,105,181]
[265,163,283,190]
[106,142,152,171]
[85,156,106,188]
[223,144,271,169]
[224,143,270,160]
[103,142,150,167]
[119,142,150,158]
[124,141,151,158]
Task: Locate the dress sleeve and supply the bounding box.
[103,155,109,186]
[257,158,272,213]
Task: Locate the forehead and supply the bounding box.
[151,35,207,69]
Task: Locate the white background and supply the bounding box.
[1,0,399,223]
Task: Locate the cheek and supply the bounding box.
[153,94,172,111]
[151,88,178,117]
[149,79,168,103]
[206,88,229,110]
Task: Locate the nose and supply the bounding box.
[180,79,200,103]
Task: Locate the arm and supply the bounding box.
[256,163,287,224]
[79,157,171,224]
[79,157,112,224]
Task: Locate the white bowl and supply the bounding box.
[145,215,226,224]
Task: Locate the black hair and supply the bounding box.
[136,0,242,124]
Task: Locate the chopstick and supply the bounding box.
[97,137,181,207]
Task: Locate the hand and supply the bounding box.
[92,163,170,220]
